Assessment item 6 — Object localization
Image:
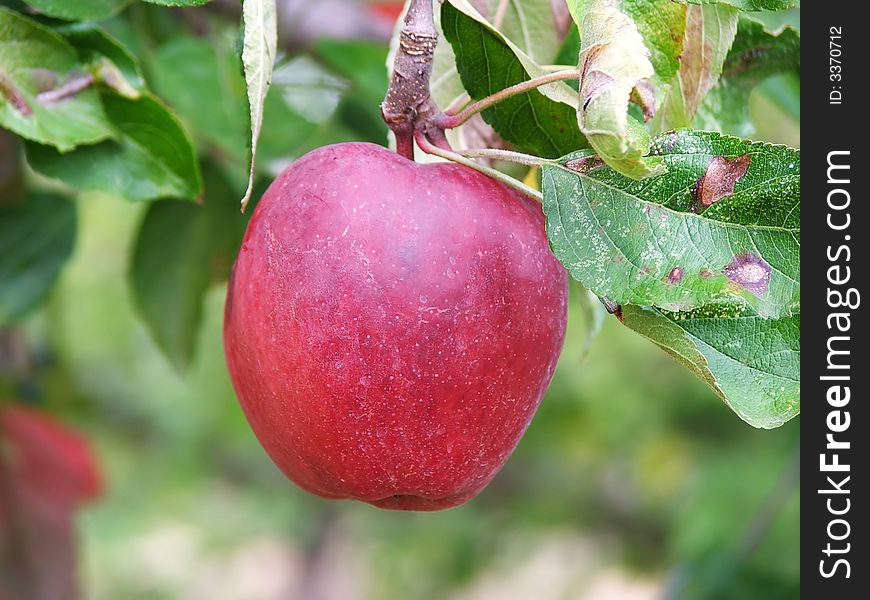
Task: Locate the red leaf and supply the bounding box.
[0,405,103,600]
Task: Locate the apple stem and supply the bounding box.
[381,0,439,160]
[415,131,543,203]
[457,148,554,168]
[434,70,582,129]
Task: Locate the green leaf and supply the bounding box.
[26,93,202,202]
[541,130,799,319]
[696,17,800,136]
[22,0,128,21]
[440,0,587,158]
[622,304,799,428]
[0,8,114,151]
[0,193,76,325]
[129,164,246,371]
[147,37,249,167]
[315,39,387,105]
[676,0,799,11]
[619,0,687,82]
[428,0,568,108]
[240,0,277,210]
[654,3,739,132]
[575,0,665,178]
[57,23,145,94]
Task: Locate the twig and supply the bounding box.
[457,148,554,168]
[435,70,581,128]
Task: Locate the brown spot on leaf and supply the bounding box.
[564,155,605,174]
[600,297,622,321]
[699,269,714,279]
[724,252,770,296]
[667,267,684,284]
[0,76,32,116]
[695,155,751,207]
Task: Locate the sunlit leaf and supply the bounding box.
[26,93,202,203]
[0,8,114,151]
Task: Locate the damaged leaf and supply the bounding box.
[541,130,799,318]
[653,3,739,132]
[573,0,666,178]
[696,154,751,207]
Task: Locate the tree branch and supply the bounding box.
[381,0,438,160]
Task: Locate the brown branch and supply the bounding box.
[434,70,581,128]
[381,0,438,160]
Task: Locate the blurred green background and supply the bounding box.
[1,2,799,599]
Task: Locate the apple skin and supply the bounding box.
[224,142,567,510]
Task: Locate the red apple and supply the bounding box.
[223,143,567,510]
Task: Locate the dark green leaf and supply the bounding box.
[0,8,114,151]
[26,93,202,202]
[696,17,800,136]
[22,0,128,21]
[622,304,799,428]
[441,1,587,158]
[541,130,799,318]
[147,37,249,166]
[130,164,246,370]
[0,193,76,324]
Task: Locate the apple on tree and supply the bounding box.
[223,143,567,510]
